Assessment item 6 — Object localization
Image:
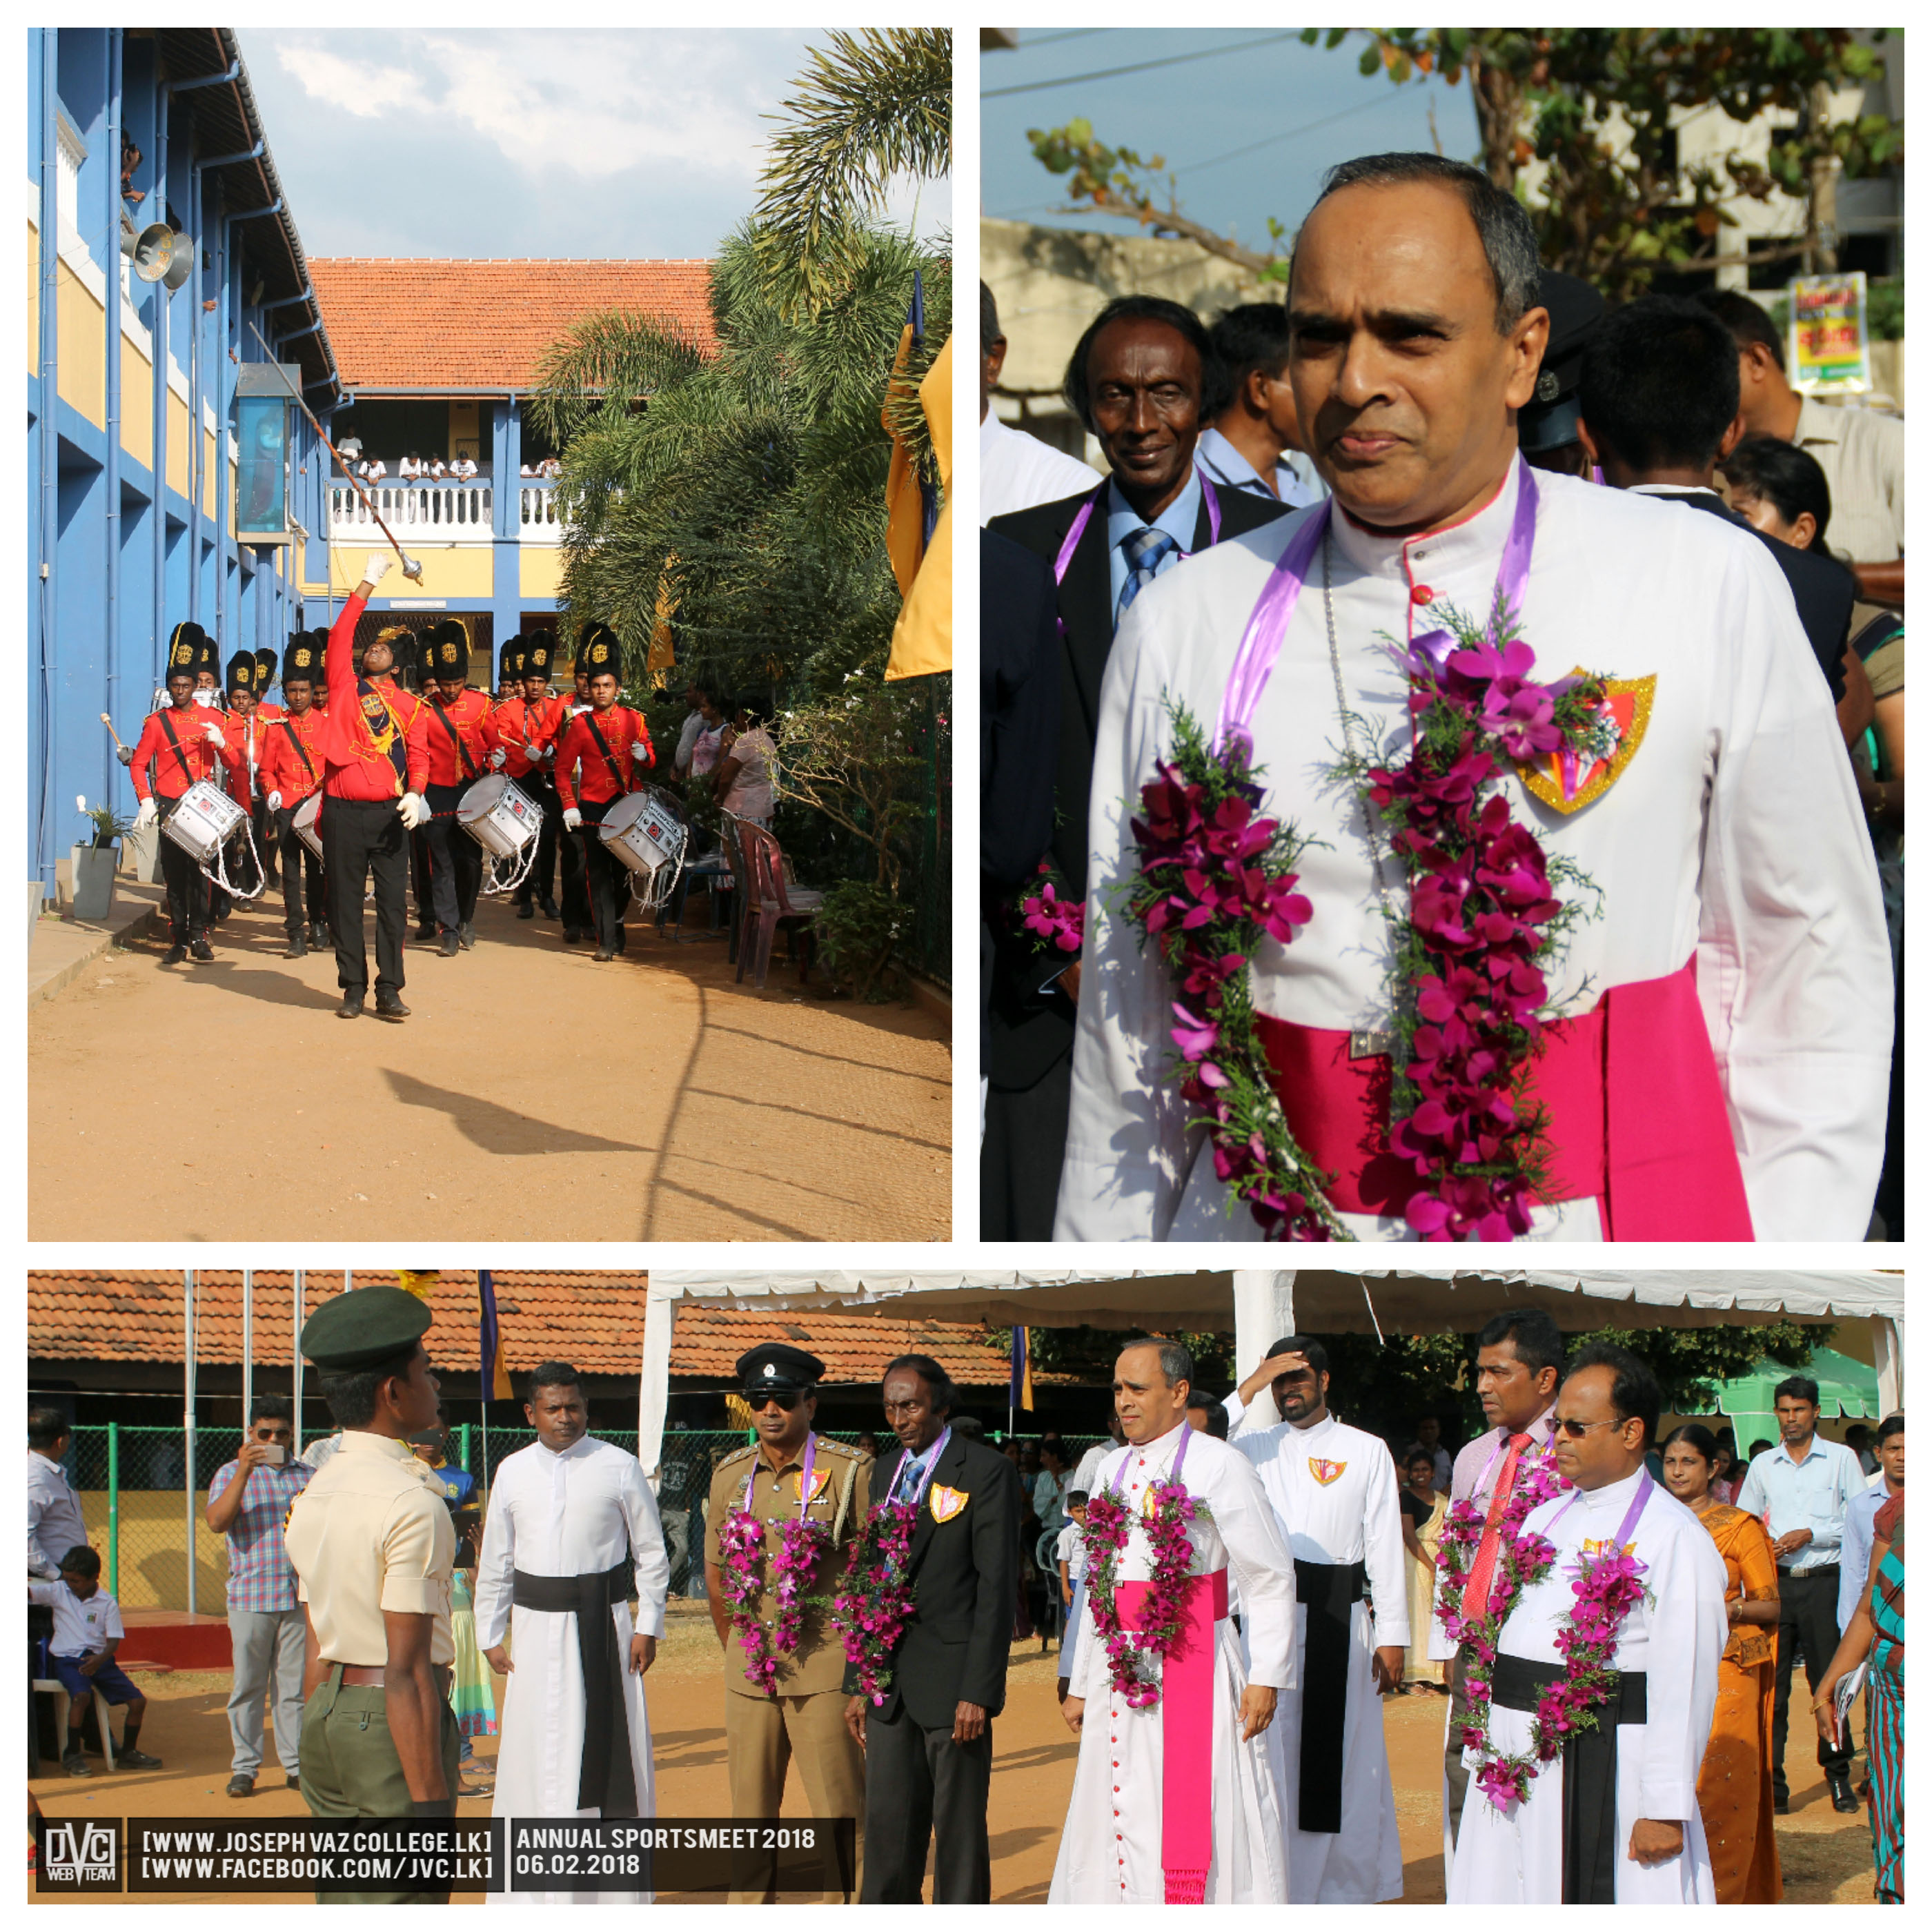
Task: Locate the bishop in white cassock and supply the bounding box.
[1225,1343,1407,1902]
[475,1405,669,1907]
[1050,1343,1298,1904]
[1054,157,1890,1244]
[1449,1348,1728,1904]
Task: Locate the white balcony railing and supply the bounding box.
[519,484,566,544]
[325,481,570,546]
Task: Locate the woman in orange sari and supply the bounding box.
[1663,1423,1783,1903]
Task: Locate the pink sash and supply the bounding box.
[1114,1567,1229,1904]
[1252,956,1753,1238]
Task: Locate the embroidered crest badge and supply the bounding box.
[800,1466,831,1502]
[1517,671,1655,814]
[929,1484,968,1524]
[1308,1457,1348,1486]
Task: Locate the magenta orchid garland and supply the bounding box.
[1356,599,1611,1239]
[830,1498,920,1706]
[1080,1478,1210,1707]
[1018,860,1085,959]
[714,1506,833,1694]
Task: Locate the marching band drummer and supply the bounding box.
[405,619,504,958]
[555,630,598,943]
[220,651,270,910]
[554,627,655,963]
[497,633,567,923]
[128,625,243,966]
[258,633,331,960]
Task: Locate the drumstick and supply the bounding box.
[244,322,424,584]
[100,712,128,753]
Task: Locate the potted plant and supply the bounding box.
[69,799,128,923]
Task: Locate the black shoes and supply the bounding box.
[337,992,365,1019]
[562,926,582,944]
[62,1750,90,1779]
[226,1773,255,1798]
[190,938,214,962]
[308,922,328,949]
[286,1773,301,1792]
[286,934,308,959]
[1773,1789,1791,1815]
[540,897,560,920]
[439,930,461,958]
[161,944,186,966]
[593,945,615,961]
[1828,1770,1860,1813]
[415,922,436,942]
[375,991,410,1021]
[459,920,475,949]
[515,900,535,920]
[119,1748,163,1770]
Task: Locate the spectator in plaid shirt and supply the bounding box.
[206,1397,311,1799]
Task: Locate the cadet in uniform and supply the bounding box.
[555,630,597,941]
[406,619,504,956]
[704,1346,871,1903]
[258,633,329,957]
[282,1285,460,1904]
[500,633,565,922]
[554,627,654,961]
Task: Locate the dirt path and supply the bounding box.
[32,1615,1877,1904]
[29,890,950,1241]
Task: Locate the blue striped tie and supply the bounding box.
[1116,526,1178,624]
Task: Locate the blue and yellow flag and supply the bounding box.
[1009,1325,1035,1412]
[478,1270,514,1401]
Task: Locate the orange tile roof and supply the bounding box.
[28,1274,1035,1389]
[309,258,718,393]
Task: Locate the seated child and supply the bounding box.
[30,1546,161,1775]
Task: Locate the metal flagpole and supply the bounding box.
[241,1267,253,1423]
[183,1270,197,1617]
[293,1268,306,1454]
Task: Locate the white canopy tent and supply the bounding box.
[637,1267,1903,1479]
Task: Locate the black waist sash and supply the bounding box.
[511,1557,638,1817]
[1492,1653,1648,1904]
[1293,1557,1366,1833]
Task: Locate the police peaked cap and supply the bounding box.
[1519,268,1607,455]
[226,651,257,695]
[299,1285,434,1374]
[736,1343,827,1395]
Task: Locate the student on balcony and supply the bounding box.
[397,451,422,483]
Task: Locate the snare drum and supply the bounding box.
[599,790,684,878]
[292,793,325,862]
[457,776,540,859]
[161,779,246,864]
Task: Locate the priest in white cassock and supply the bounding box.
[475,1363,669,1906]
[1450,1343,1728,1904]
[1055,150,1891,1243]
[1050,1338,1298,1904]
[1225,1338,1406,1902]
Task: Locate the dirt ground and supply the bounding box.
[31,1611,1879,1905]
[28,887,950,1241]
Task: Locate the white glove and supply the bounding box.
[116,745,133,767]
[363,551,393,586]
[398,791,431,829]
[563,807,582,831]
[526,742,549,762]
[266,790,283,813]
[202,722,226,747]
[490,746,509,769]
[135,797,158,830]
[630,742,651,764]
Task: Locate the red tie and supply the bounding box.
[1461,1433,1534,1623]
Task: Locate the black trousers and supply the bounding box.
[275,805,325,937]
[157,812,210,943]
[560,789,592,930]
[1772,1567,1849,1789]
[423,782,483,932]
[577,802,631,950]
[514,774,560,908]
[323,796,408,996]
[859,1707,992,1904]
[981,1051,1073,1240]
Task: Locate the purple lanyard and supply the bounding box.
[1052,471,1223,588]
[1545,1468,1655,1551]
[1105,1421,1193,1503]
[1214,455,1539,757]
[742,1432,819,1519]
[889,1426,952,1506]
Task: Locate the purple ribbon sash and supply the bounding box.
[1052,472,1225,589]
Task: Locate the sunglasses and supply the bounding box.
[747,1390,802,1412]
[1552,1416,1625,1439]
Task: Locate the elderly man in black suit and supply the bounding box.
[845,1354,1023,1903]
[984,295,1290,1239]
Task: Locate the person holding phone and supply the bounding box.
[206,1396,313,1798]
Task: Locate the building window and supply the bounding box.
[55,110,88,255]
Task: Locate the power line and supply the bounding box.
[982,31,1302,101]
[1007,29,1105,51]
[1175,86,1416,179]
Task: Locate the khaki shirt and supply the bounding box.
[704,1435,871,1698]
[1795,395,1904,565]
[284,1430,455,1666]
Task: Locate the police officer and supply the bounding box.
[704,1346,871,1903]
[1518,266,1606,479]
[282,1286,460,1903]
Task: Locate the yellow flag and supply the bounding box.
[396,1270,438,1303]
[883,323,926,598]
[885,335,953,680]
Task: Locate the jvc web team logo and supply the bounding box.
[40,1820,119,1889]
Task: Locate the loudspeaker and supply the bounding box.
[132,223,176,284]
[161,235,194,292]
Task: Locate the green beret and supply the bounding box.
[299,1286,433,1374]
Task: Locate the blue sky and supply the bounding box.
[981,28,1480,256]
[239,28,951,259]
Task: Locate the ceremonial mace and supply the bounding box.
[245,321,424,583]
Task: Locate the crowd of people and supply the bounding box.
[30,1294,1902,1905]
[335,451,563,486]
[115,558,780,1012]
[980,148,1904,1245]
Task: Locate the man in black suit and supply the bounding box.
[845,1354,1023,1903]
[1577,295,1858,720]
[984,295,1290,1239]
